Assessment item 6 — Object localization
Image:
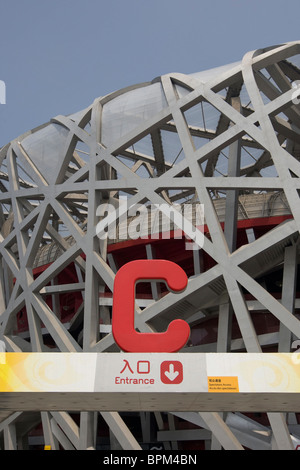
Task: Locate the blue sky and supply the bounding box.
[1,0,300,146]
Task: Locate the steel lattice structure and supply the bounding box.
[1,41,300,450]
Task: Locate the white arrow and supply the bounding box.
[164,364,179,382]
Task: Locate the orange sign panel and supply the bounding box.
[207,376,239,393]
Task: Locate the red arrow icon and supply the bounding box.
[160,361,183,384]
[165,364,179,381]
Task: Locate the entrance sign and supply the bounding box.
[112,260,190,352]
[1,353,300,412]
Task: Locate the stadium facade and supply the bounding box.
[1,41,300,450]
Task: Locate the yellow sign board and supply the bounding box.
[207,376,239,392]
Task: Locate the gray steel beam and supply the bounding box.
[279,244,298,352]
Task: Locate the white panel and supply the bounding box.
[101,83,167,146]
[21,123,69,184]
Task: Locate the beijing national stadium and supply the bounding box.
[1,41,300,451]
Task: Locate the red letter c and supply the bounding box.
[112,260,190,352]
